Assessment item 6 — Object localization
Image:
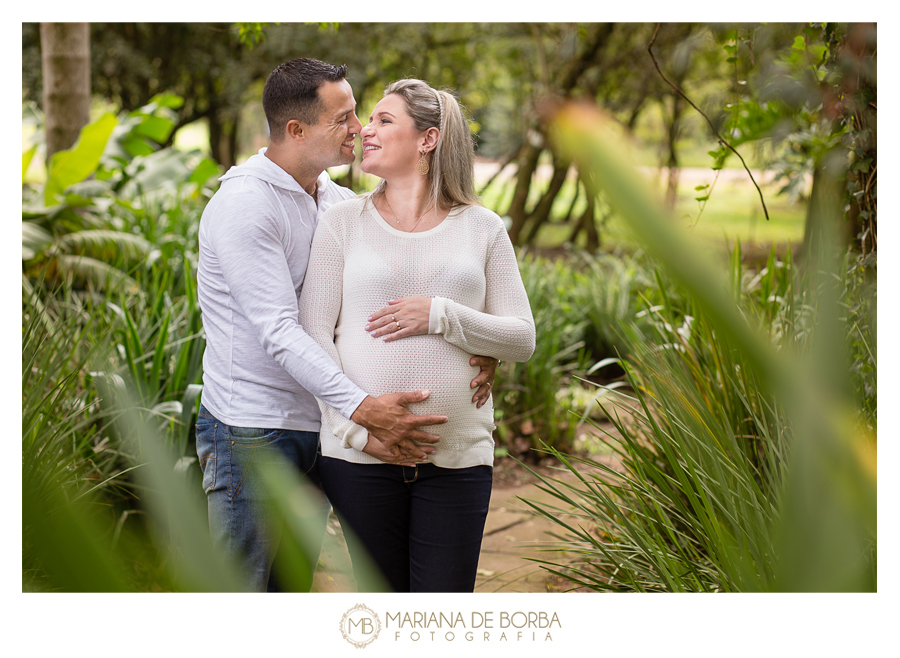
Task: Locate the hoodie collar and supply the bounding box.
[219,148,322,196]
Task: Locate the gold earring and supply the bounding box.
[416,150,429,176]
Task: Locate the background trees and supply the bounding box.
[26,23,256,169]
[22,21,876,254]
[39,23,91,163]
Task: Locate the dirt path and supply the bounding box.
[473,463,585,593]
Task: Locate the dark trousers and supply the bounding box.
[319,456,492,593]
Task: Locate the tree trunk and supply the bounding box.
[506,140,542,245]
[226,111,239,170]
[208,104,223,167]
[566,208,584,244]
[843,23,877,256]
[561,180,582,225]
[558,23,614,92]
[208,104,240,171]
[523,155,571,245]
[664,93,683,209]
[478,146,521,196]
[507,23,614,246]
[584,198,601,252]
[41,22,91,163]
[570,192,598,252]
[802,152,849,261]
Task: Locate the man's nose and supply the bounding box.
[349,113,363,134]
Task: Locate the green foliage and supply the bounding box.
[22,96,219,590]
[524,256,800,591]
[22,295,322,592]
[44,113,117,206]
[520,104,875,592]
[706,23,876,254]
[23,144,38,183]
[235,22,272,48]
[23,95,218,294]
[108,94,184,159]
[22,273,139,591]
[494,255,591,453]
[495,248,662,456]
[839,253,877,431]
[569,249,660,362]
[235,22,335,49]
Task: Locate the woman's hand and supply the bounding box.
[365,296,431,342]
[469,356,499,409]
[362,433,426,466]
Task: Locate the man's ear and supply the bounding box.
[285,119,305,144]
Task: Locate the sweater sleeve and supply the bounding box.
[211,189,368,420]
[428,223,536,362]
[297,214,370,451]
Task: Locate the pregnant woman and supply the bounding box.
[298,78,535,592]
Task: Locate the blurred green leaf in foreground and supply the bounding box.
[518,103,875,593]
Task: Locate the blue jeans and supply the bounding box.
[195,404,328,592]
[319,456,492,593]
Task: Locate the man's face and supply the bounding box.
[304,79,362,169]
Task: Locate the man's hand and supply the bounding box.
[350,391,448,462]
[362,434,420,466]
[469,356,499,409]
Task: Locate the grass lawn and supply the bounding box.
[479,165,805,255]
[670,169,805,245]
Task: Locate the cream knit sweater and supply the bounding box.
[298,196,535,468]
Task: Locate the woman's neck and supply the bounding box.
[377,177,449,232]
[381,176,433,218]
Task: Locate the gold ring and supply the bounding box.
[395,321,400,328]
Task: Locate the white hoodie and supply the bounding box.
[197,149,365,431]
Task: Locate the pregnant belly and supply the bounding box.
[336,333,496,456]
[337,333,477,415]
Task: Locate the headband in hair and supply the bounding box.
[435,89,444,128]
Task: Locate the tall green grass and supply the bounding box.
[21,113,226,588]
[518,104,876,593]
[494,254,590,452]
[21,210,328,592]
[495,248,662,455]
[521,257,794,591]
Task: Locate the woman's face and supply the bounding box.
[359,94,426,178]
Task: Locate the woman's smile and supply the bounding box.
[359,94,425,176]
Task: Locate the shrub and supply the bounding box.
[520,105,875,592]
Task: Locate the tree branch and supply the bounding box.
[162,108,213,149]
[478,146,522,196]
[648,23,769,220]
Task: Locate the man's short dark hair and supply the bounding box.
[263,58,348,141]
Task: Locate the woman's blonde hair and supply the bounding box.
[372,78,479,211]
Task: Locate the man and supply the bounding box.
[194,58,497,591]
